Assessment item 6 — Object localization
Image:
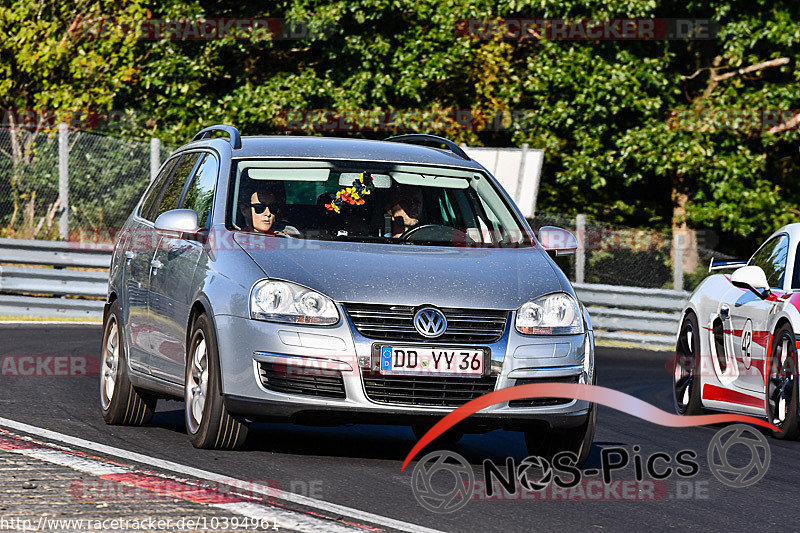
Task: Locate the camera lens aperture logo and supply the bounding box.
[707,424,770,488]
[515,456,554,491]
[411,450,473,513]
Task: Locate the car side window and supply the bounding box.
[154,153,203,219]
[749,234,789,289]
[793,243,800,290]
[180,153,219,228]
[139,158,179,221]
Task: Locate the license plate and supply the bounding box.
[378,346,485,376]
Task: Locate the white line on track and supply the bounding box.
[0,416,443,533]
[22,448,129,476]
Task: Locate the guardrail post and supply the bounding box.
[575,214,586,283]
[150,138,161,182]
[673,231,684,291]
[58,123,69,240]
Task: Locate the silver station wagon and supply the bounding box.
[100,125,596,463]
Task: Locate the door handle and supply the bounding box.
[720,305,730,320]
[150,259,163,273]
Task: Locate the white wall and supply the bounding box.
[461,145,544,219]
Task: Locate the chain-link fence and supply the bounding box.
[0,128,169,242]
[529,212,734,291]
[0,127,733,290]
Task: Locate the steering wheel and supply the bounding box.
[399,224,475,245]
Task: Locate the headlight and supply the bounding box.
[250,280,339,325]
[515,293,584,335]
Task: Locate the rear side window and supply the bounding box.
[749,234,789,289]
[139,158,179,221]
[180,154,219,228]
[153,153,203,219]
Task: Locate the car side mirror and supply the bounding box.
[154,209,200,237]
[730,265,771,299]
[538,226,578,256]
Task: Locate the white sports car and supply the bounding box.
[674,223,800,439]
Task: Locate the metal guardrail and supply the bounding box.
[574,282,687,347]
[0,237,112,268]
[0,238,685,347]
[0,238,110,318]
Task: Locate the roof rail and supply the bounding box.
[192,125,242,149]
[384,134,470,161]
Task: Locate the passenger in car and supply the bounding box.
[386,184,424,237]
[241,185,301,237]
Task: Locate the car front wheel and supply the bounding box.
[185,313,249,449]
[523,373,596,467]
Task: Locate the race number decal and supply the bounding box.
[741,319,753,369]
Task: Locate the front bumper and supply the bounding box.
[213,312,594,429]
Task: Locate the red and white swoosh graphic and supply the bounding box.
[400,383,777,472]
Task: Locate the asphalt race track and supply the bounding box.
[0,324,790,532]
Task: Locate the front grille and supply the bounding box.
[508,375,580,407]
[363,375,497,407]
[257,361,346,399]
[344,304,508,343]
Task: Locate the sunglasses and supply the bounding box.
[249,202,281,215]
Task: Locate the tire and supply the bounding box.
[767,323,800,440]
[673,312,703,415]
[185,313,249,449]
[100,300,157,425]
[523,373,597,467]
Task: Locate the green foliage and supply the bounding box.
[109,0,800,252]
[0,0,146,116]
[684,263,714,292]
[0,0,148,237]
[2,0,799,253]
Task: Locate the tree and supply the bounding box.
[0,0,146,236]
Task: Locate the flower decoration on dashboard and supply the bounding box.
[324,172,374,213]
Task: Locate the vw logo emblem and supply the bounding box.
[413,307,447,338]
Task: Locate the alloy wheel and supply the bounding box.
[186,332,209,434]
[674,319,696,413]
[769,331,796,428]
[100,317,119,410]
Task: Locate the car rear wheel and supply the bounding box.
[185,313,249,449]
[100,300,156,425]
[674,312,703,415]
[767,324,800,440]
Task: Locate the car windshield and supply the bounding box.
[227,160,532,248]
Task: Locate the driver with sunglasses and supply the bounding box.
[241,186,300,237]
